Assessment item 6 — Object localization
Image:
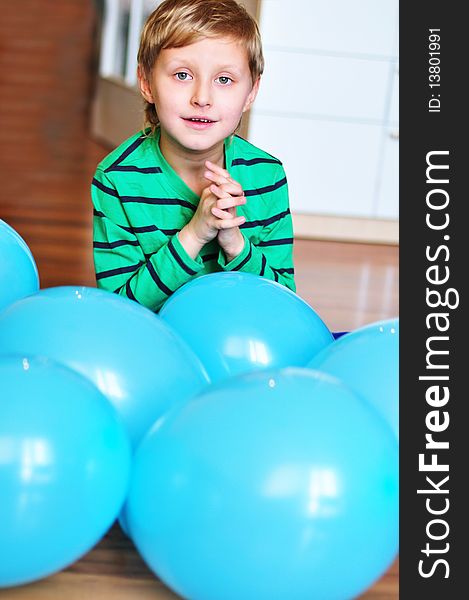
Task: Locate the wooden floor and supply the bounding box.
[0,525,399,600]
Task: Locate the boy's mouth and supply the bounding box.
[183,117,216,123]
[182,117,217,130]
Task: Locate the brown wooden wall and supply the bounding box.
[0,0,109,287]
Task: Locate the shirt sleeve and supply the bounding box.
[217,164,296,292]
[92,168,204,312]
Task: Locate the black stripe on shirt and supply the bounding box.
[260,253,267,276]
[105,165,163,174]
[125,279,138,302]
[105,135,146,171]
[241,209,291,229]
[94,213,176,237]
[121,224,179,236]
[120,224,158,234]
[231,157,281,167]
[232,242,252,271]
[146,260,173,296]
[114,279,139,303]
[258,238,293,247]
[244,177,287,197]
[272,267,295,275]
[120,196,196,211]
[167,238,197,276]
[94,239,140,249]
[92,178,119,197]
[96,262,143,280]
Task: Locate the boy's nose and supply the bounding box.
[191,81,212,107]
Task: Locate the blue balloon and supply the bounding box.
[0,355,131,587]
[160,272,334,383]
[0,287,209,449]
[309,318,399,439]
[0,219,39,313]
[126,368,399,600]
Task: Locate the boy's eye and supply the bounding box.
[175,72,192,81]
[216,76,233,85]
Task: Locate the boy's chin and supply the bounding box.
[176,133,230,153]
[161,125,235,155]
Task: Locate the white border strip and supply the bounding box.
[293,213,399,244]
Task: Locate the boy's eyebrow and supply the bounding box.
[164,58,243,75]
[217,65,243,75]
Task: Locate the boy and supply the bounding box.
[92,0,295,312]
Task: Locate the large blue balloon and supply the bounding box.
[0,355,131,587]
[0,219,39,313]
[309,318,399,439]
[0,287,209,449]
[160,272,334,383]
[126,368,399,600]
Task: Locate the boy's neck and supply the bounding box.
[159,130,225,196]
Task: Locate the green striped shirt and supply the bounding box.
[92,128,295,312]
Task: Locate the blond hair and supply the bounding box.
[138,0,264,134]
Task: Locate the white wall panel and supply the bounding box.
[249,114,383,217]
[259,0,398,58]
[374,133,399,219]
[249,0,399,224]
[388,65,399,125]
[257,52,390,122]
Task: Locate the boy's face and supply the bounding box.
[139,36,259,156]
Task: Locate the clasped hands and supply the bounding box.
[184,160,246,263]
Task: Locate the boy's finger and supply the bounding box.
[217,215,246,229]
[209,184,229,199]
[216,196,246,210]
[211,207,235,220]
[205,169,243,196]
[204,170,230,187]
[221,177,242,193]
[210,182,243,198]
[219,181,243,196]
[205,160,230,180]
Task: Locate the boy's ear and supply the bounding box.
[137,65,154,103]
[242,77,261,113]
